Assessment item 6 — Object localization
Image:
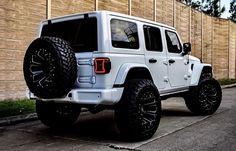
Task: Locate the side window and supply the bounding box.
[143,25,163,52]
[165,30,182,53]
[110,19,139,49]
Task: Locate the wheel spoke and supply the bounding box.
[32,70,44,82]
[38,76,47,87]
[37,49,46,61]
[199,83,219,111]
[28,47,56,88]
[31,55,42,65]
[38,74,55,89]
[207,95,217,100]
[141,110,157,120]
[142,116,153,127]
[139,89,159,128]
[142,99,157,107]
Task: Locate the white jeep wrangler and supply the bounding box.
[23,11,222,141]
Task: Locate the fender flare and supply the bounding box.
[114,63,151,85]
[190,63,212,86]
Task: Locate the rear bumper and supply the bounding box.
[27,88,124,105]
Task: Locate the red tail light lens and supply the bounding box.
[94,58,111,74]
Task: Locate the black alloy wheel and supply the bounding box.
[184,78,222,115]
[23,37,77,99]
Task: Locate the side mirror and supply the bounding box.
[182,42,191,55]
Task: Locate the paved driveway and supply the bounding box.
[0,87,235,151]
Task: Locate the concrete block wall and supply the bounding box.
[0,0,46,100]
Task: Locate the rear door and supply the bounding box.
[164,29,189,87]
[143,25,168,89]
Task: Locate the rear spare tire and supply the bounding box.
[23,37,77,99]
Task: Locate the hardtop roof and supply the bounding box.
[43,10,175,30]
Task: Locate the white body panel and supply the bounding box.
[190,63,212,86]
[28,88,123,105]
[114,63,149,85]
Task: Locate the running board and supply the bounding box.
[159,87,189,97]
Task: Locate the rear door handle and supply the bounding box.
[168,59,175,64]
[149,58,157,63]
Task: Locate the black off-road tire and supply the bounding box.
[184,78,222,115]
[36,100,81,128]
[115,79,161,141]
[23,37,77,99]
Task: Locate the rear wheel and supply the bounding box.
[36,100,81,128]
[115,79,161,141]
[184,78,222,115]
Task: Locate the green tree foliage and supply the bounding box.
[229,0,236,22]
[177,0,202,10]
[202,0,225,17]
[177,0,192,5]
[191,1,202,10]
[178,0,226,18]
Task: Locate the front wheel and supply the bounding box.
[184,78,222,115]
[36,100,81,129]
[115,79,161,141]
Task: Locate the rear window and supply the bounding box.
[143,25,163,52]
[110,19,139,49]
[41,17,97,52]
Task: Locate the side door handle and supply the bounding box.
[168,59,175,64]
[149,58,157,63]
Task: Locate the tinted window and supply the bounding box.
[165,30,182,53]
[144,25,162,52]
[41,17,97,52]
[110,19,139,49]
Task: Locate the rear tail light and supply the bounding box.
[94,58,111,74]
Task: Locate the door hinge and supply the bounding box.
[163,60,168,65]
[164,76,169,82]
[184,75,188,80]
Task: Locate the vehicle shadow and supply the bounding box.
[39,108,196,142]
[162,108,194,117]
